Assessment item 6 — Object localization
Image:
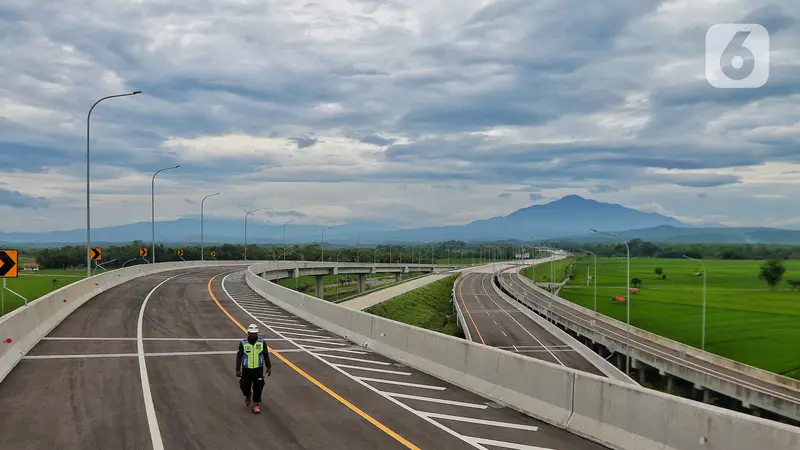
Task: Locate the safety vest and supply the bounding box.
[241,338,265,369]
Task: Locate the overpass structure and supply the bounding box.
[0,260,798,450]
[496,263,800,424]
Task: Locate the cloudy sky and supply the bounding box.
[1,0,799,233]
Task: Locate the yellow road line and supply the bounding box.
[457,275,486,345]
[206,275,421,450]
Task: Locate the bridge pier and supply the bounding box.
[315,275,325,299]
[358,274,366,293]
[395,273,402,282]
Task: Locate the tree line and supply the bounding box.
[559,239,800,261]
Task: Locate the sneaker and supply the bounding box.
[252,403,261,414]
[244,395,251,406]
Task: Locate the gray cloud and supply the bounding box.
[0,0,799,232]
[529,192,544,202]
[498,192,512,199]
[0,188,49,209]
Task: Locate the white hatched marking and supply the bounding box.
[269,325,322,333]
[423,412,539,431]
[355,377,446,390]
[385,393,488,409]
[311,353,392,366]
[334,364,412,375]
[300,346,367,355]
[279,331,336,339]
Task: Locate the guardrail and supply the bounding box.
[501,268,800,421]
[0,261,251,383]
[245,261,800,450]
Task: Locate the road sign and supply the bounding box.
[0,250,18,278]
[177,249,184,257]
[90,247,102,261]
[139,248,148,257]
[242,252,246,258]
[210,251,217,258]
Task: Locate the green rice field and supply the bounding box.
[527,257,800,379]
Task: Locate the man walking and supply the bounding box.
[236,324,272,414]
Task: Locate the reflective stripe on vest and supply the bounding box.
[242,338,265,369]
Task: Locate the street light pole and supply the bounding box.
[244,208,260,260]
[592,229,631,375]
[86,90,142,277]
[580,248,598,312]
[321,226,332,262]
[356,232,367,263]
[152,165,181,263]
[683,255,708,351]
[201,193,220,261]
[335,249,346,302]
[283,219,295,261]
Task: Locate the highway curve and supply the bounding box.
[0,267,606,450]
[455,272,604,376]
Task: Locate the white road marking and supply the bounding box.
[423,412,539,431]
[355,377,447,390]
[386,392,488,409]
[43,337,254,341]
[467,437,554,450]
[493,320,498,325]
[295,339,348,346]
[24,353,137,359]
[297,346,368,354]
[501,331,507,337]
[334,364,412,375]
[512,345,519,352]
[311,353,392,365]
[269,325,323,333]
[480,274,565,367]
[138,273,183,450]
[278,331,337,339]
[258,319,308,326]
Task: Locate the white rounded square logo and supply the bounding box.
[706,23,770,89]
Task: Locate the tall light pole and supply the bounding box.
[200,192,220,261]
[283,219,295,261]
[321,226,333,262]
[580,248,598,312]
[592,229,631,375]
[244,208,260,260]
[356,232,367,263]
[86,90,142,277]
[683,255,707,351]
[335,249,347,302]
[151,164,181,263]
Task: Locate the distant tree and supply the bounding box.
[661,274,667,280]
[758,259,786,290]
[788,280,800,291]
[631,278,642,288]
[654,267,663,276]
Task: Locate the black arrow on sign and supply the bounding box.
[0,251,16,276]
[91,248,101,260]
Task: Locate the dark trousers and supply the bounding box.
[240,368,265,403]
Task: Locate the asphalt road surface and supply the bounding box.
[455,272,604,376]
[0,267,606,450]
[499,270,800,408]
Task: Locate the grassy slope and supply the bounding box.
[553,257,800,378]
[521,258,576,283]
[2,272,86,314]
[366,275,463,337]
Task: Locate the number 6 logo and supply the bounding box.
[706,23,769,89]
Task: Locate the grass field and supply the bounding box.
[366,275,463,337]
[521,258,576,284]
[548,257,800,378]
[279,272,418,301]
[2,269,86,315]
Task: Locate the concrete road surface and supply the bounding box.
[455,272,604,376]
[0,267,606,450]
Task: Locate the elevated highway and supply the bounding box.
[497,264,800,424]
[1,260,797,450]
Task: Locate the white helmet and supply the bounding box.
[247,324,259,334]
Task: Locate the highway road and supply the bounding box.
[455,272,604,376]
[498,269,800,408]
[0,266,606,450]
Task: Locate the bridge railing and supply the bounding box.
[246,261,800,450]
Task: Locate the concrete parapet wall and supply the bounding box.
[245,263,800,450]
[0,261,251,384]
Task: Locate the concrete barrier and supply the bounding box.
[568,372,800,450]
[491,272,635,384]
[245,262,800,450]
[0,261,252,383]
[511,269,800,392]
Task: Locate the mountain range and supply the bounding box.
[2,195,799,246]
